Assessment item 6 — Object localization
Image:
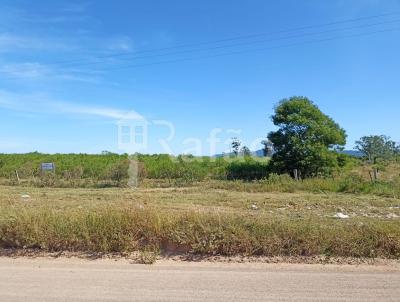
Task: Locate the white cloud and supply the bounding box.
[52,101,144,120]
[0,6,86,52]
[0,33,40,52]
[0,3,89,25]
[59,2,89,14]
[0,33,76,53]
[0,95,14,108]
[0,62,51,78]
[0,61,103,84]
[0,89,144,120]
[107,36,134,51]
[0,5,138,85]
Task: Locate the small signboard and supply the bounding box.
[40,162,55,172]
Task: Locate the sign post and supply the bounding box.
[40,163,56,174]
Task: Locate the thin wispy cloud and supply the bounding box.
[107,36,134,52]
[23,15,89,24]
[0,62,51,78]
[0,33,77,53]
[0,33,43,52]
[59,2,90,14]
[0,5,87,53]
[54,102,143,120]
[0,4,137,84]
[0,89,143,120]
[0,93,14,109]
[0,61,104,84]
[0,3,88,25]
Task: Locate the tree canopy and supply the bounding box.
[267,96,347,178]
[355,135,399,163]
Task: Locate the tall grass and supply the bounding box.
[1,204,399,258]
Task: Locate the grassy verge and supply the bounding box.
[1,205,399,258]
[1,186,400,259]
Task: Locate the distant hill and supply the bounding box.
[340,150,363,157]
[213,149,267,158]
[252,149,266,157]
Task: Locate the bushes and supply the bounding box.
[0,152,128,179]
[0,152,129,187]
[226,158,269,181]
[136,154,231,183]
[1,153,267,187]
[136,154,207,184]
[106,159,130,186]
[137,155,271,183]
[337,175,365,193]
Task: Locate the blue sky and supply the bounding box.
[0,0,399,155]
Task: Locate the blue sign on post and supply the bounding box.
[40,162,55,172]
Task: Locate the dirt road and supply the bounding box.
[1,257,399,301]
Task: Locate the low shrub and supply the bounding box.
[226,158,269,181]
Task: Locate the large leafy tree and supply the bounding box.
[267,97,347,178]
[355,135,398,163]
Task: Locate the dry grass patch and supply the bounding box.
[1,185,399,258]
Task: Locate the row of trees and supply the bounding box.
[256,97,398,178]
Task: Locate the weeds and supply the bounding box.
[1,202,399,258]
[138,248,159,264]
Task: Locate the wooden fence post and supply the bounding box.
[373,168,378,182]
[293,169,299,181]
[369,169,378,182]
[15,170,20,183]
